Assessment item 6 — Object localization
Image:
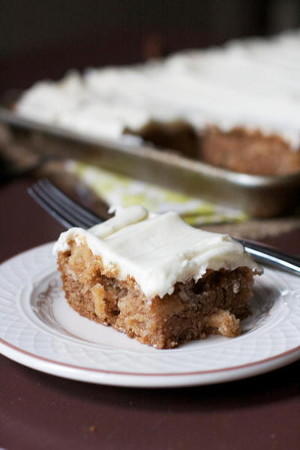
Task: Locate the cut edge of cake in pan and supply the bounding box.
[54,206,262,349]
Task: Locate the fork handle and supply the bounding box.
[238,239,300,276]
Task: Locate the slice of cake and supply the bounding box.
[54,206,261,349]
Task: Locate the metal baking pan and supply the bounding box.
[1,105,300,218]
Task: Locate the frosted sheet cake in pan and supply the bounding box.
[16,30,300,175]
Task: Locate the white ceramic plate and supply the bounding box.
[0,243,299,388]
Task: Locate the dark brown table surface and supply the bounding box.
[1,178,300,450]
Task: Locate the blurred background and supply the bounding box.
[1,0,300,92]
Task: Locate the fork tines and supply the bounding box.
[28,179,102,229]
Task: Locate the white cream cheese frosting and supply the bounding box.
[53,206,260,299]
[17,30,300,149]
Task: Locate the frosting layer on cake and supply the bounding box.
[54,206,260,299]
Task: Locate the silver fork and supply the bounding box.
[28,179,300,276]
[28,178,102,229]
